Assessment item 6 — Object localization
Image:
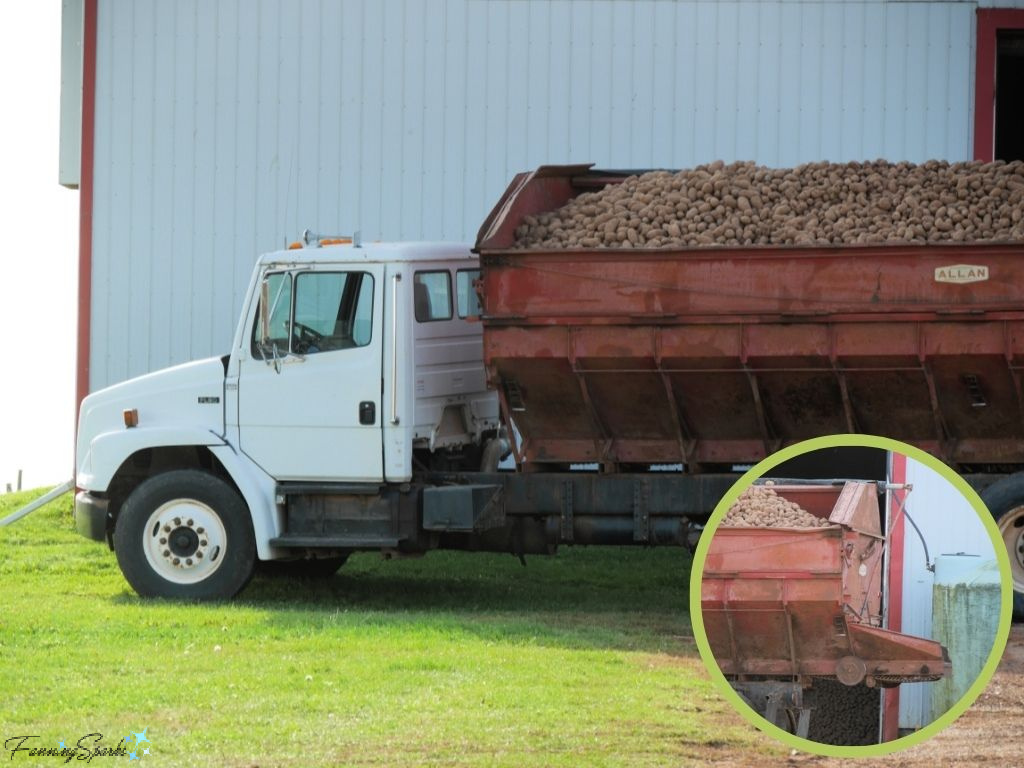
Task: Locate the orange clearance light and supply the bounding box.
[288,241,303,250]
[123,408,139,428]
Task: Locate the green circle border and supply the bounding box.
[688,434,1014,758]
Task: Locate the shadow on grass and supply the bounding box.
[247,547,689,610]
[106,547,699,656]
[241,546,698,656]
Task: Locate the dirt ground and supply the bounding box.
[709,625,1024,767]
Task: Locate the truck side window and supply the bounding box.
[413,271,453,322]
[352,275,373,346]
[251,271,293,357]
[293,271,374,354]
[456,269,482,318]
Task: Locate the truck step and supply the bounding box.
[269,535,402,549]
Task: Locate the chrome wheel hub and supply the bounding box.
[143,499,227,585]
[999,505,1024,593]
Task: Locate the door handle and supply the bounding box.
[359,401,376,425]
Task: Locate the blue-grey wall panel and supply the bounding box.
[90,0,981,390]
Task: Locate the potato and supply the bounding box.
[721,484,830,529]
[512,160,1024,249]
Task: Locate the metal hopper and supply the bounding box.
[700,481,950,738]
[702,481,950,687]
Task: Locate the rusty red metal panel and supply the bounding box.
[703,575,845,678]
[477,165,1024,469]
[829,482,883,537]
[848,624,951,683]
[474,164,596,250]
[702,527,843,575]
[479,247,1024,322]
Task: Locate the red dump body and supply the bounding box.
[475,164,1024,470]
[700,483,949,685]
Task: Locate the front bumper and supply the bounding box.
[75,491,111,544]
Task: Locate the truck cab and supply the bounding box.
[74,238,499,598]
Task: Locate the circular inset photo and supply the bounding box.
[690,435,1013,757]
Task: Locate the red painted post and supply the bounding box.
[74,0,98,481]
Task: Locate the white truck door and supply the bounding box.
[237,265,385,481]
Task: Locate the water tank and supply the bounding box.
[929,554,1001,721]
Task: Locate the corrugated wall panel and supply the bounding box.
[127,2,154,380]
[149,0,175,371]
[170,2,199,366]
[213,0,243,340]
[192,1,217,359]
[862,3,887,160]
[91,0,981,390]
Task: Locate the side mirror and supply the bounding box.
[256,279,282,373]
[259,277,271,350]
[255,271,293,374]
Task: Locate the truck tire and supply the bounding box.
[113,470,256,600]
[979,473,1024,621]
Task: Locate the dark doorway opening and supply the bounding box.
[771,446,887,483]
[996,32,1024,162]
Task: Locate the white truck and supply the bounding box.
[76,162,1024,615]
[75,238,495,597]
[75,234,726,598]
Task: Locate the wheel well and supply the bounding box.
[105,447,240,533]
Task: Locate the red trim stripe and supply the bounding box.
[76,0,98,433]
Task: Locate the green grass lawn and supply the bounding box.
[0,489,773,767]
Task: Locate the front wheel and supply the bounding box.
[979,474,1024,621]
[114,470,256,600]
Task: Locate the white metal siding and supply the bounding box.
[896,457,994,729]
[91,0,980,389]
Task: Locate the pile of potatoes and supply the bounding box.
[722,483,830,529]
[513,159,1024,248]
[804,679,880,746]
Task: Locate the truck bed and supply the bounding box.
[475,165,1024,470]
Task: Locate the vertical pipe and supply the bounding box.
[882,451,907,742]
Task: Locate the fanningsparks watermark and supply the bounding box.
[3,729,152,762]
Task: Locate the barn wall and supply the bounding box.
[89,0,979,389]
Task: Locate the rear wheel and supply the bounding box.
[114,470,256,600]
[979,474,1024,621]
